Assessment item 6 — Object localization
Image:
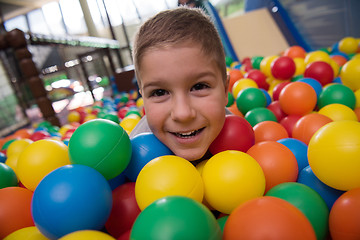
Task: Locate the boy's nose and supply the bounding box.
[171,96,196,122]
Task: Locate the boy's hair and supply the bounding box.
[132,6,227,88]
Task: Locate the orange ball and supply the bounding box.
[283,45,307,59]
[292,113,333,145]
[0,187,34,239]
[253,121,289,143]
[354,107,360,121]
[228,69,244,92]
[223,196,316,240]
[279,82,317,116]
[331,55,348,67]
[247,141,298,193]
[329,187,360,240]
[226,104,244,117]
[12,129,32,139]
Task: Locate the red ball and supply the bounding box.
[267,101,287,122]
[272,81,291,101]
[245,69,269,90]
[280,115,302,137]
[271,56,296,80]
[209,115,254,154]
[105,182,141,238]
[117,107,130,119]
[304,61,334,86]
[30,130,51,141]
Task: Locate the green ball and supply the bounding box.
[1,139,17,150]
[292,74,303,82]
[130,196,222,240]
[217,215,228,233]
[37,120,52,128]
[125,110,142,118]
[0,162,18,189]
[225,56,233,67]
[103,113,120,124]
[266,182,329,240]
[244,107,277,127]
[236,87,267,115]
[317,83,356,109]
[68,119,131,180]
[97,110,107,118]
[226,92,234,107]
[251,56,264,70]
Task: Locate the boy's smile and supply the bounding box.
[139,44,228,161]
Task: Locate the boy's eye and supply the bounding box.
[150,89,168,97]
[191,83,209,91]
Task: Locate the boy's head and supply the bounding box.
[132,7,228,161]
[133,6,227,88]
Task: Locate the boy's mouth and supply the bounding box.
[171,127,205,138]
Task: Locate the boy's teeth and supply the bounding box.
[176,130,197,137]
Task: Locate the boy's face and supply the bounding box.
[139,44,228,161]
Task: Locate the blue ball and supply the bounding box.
[260,88,272,106]
[124,132,173,182]
[297,77,323,99]
[0,152,6,163]
[277,138,308,172]
[32,164,112,239]
[297,165,344,210]
[108,171,127,190]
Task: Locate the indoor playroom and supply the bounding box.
[0,0,360,239]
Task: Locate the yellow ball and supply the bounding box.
[202,150,266,214]
[354,89,360,108]
[17,139,71,191]
[352,53,360,60]
[4,226,48,240]
[83,113,97,122]
[308,121,360,190]
[135,155,204,210]
[67,111,80,123]
[58,124,73,137]
[59,230,115,240]
[4,154,20,174]
[340,59,360,91]
[338,36,358,54]
[304,50,331,65]
[232,78,258,99]
[318,103,358,122]
[120,116,140,134]
[329,58,340,77]
[293,57,305,76]
[6,139,33,158]
[260,55,277,77]
[136,97,144,108]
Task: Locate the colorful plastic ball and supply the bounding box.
[68,119,132,180]
[277,138,308,172]
[292,113,333,145]
[245,69,269,90]
[304,50,331,65]
[135,155,204,210]
[67,111,81,123]
[297,77,323,98]
[253,121,288,143]
[304,61,334,86]
[12,128,32,139]
[217,215,228,233]
[260,55,277,77]
[103,113,120,124]
[266,182,329,240]
[279,81,317,116]
[245,107,278,127]
[280,115,302,137]
[202,150,265,214]
[16,139,70,191]
[355,107,360,121]
[29,130,51,141]
[338,36,358,54]
[31,164,112,239]
[283,45,306,59]
[329,187,360,240]
[340,59,360,91]
[0,151,6,163]
[251,56,264,70]
[226,92,234,107]
[6,138,33,158]
[267,100,287,121]
[271,81,291,101]
[105,182,141,238]
[59,230,115,240]
[226,103,244,117]
[131,196,222,240]
[0,162,18,189]
[0,187,34,239]
[236,87,267,114]
[225,56,233,67]
[83,113,97,122]
[4,154,19,173]
[331,54,349,67]
[329,58,341,77]
[298,165,344,210]
[308,121,360,191]
[228,69,244,92]
[124,133,173,182]
[120,116,140,134]
[271,56,296,80]
[318,83,356,110]
[293,57,306,76]
[232,78,258,98]
[209,115,255,154]
[223,196,316,240]
[3,226,48,240]
[318,103,358,121]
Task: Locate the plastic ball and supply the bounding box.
[232,78,258,98]
[279,81,317,116]
[135,155,204,210]
[283,45,306,59]
[260,55,277,77]
[340,59,360,91]
[247,141,298,193]
[236,87,267,114]
[293,57,306,76]
[0,162,18,189]
[223,196,316,240]
[3,226,48,240]
[4,154,19,173]
[298,165,344,210]
[29,130,51,141]
[217,215,228,233]
[124,132,173,182]
[209,115,255,154]
[228,69,244,92]
[251,56,264,69]
[280,114,302,137]
[253,121,288,143]
[318,83,356,109]
[304,50,331,65]
[17,139,70,191]
[277,138,308,172]
[267,100,287,122]
[6,138,33,158]
[0,151,7,163]
[318,103,358,121]
[68,119,132,180]
[120,116,140,134]
[0,187,34,239]
[338,36,358,54]
[83,113,97,122]
[202,150,265,214]
[330,54,348,67]
[266,182,329,240]
[67,111,81,123]
[271,56,296,80]
[245,69,269,90]
[292,113,333,145]
[308,121,360,191]
[271,81,291,101]
[304,61,334,86]
[329,187,360,240]
[130,196,222,240]
[103,113,120,124]
[31,164,112,239]
[59,230,115,240]
[355,89,360,108]
[12,128,32,139]
[297,77,323,99]
[226,92,234,107]
[245,107,278,127]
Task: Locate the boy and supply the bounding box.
[130,6,229,162]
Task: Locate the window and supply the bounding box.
[4,15,28,32]
[42,2,67,35]
[59,0,87,35]
[28,9,50,35]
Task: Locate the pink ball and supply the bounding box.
[304,61,334,86]
[271,56,296,80]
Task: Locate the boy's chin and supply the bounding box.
[174,149,210,162]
